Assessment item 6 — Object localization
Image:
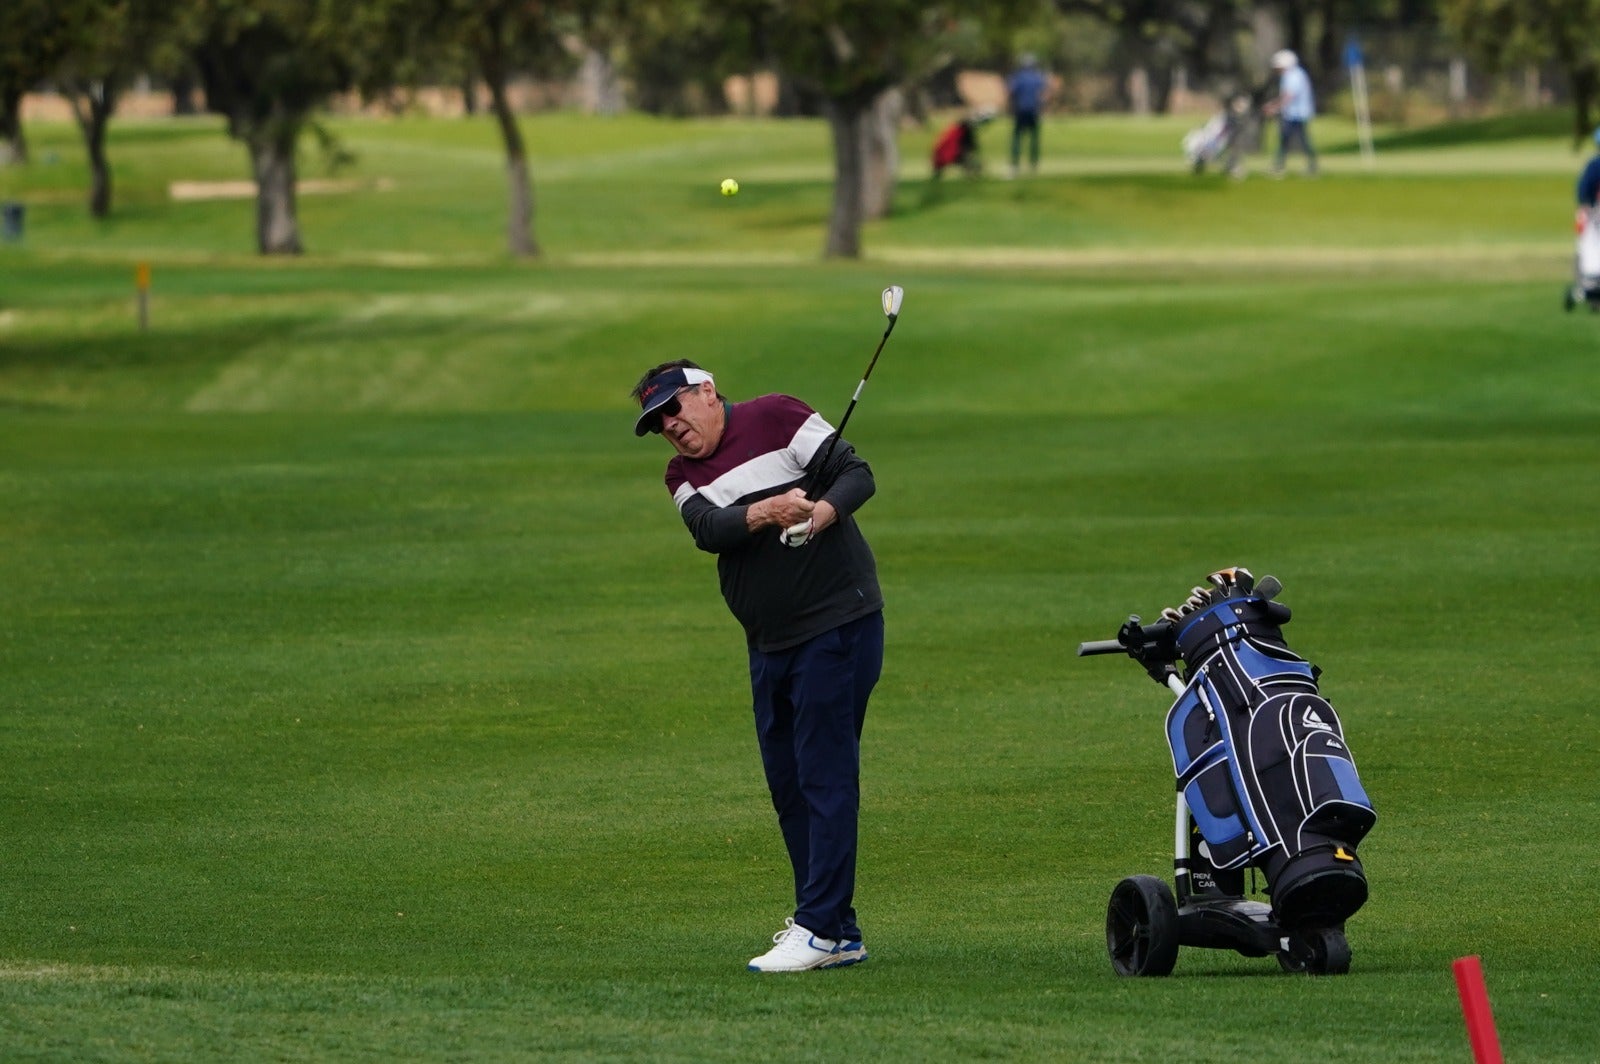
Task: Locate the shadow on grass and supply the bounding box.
[0,315,313,376]
[903,171,1233,224]
[912,175,984,213]
[1355,109,1577,152]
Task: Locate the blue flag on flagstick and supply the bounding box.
[1344,36,1365,70]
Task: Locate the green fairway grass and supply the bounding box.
[2,109,1598,1062]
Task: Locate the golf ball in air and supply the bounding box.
[720,178,740,196]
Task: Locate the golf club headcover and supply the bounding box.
[781,518,815,548]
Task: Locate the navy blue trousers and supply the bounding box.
[748,611,883,942]
[1011,111,1040,170]
[1274,118,1318,173]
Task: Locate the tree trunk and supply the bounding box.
[485,70,538,258]
[859,88,900,222]
[1182,3,1224,90]
[85,104,113,220]
[578,46,625,115]
[250,128,303,255]
[1282,0,1307,60]
[171,73,199,116]
[1145,65,1178,114]
[505,152,535,256]
[775,70,823,118]
[66,81,116,218]
[824,97,869,259]
[775,73,801,117]
[1249,6,1283,79]
[1129,66,1151,114]
[1574,65,1597,148]
[1316,0,1340,85]
[0,85,27,165]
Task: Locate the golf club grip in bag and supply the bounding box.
[1167,595,1376,929]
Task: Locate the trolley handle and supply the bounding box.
[1076,615,1182,684]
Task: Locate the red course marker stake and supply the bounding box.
[1452,955,1504,1064]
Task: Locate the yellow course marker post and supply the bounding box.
[135,261,151,330]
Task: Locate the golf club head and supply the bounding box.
[881,285,904,321]
[1205,566,1254,596]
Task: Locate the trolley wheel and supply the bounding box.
[1106,875,1179,977]
[1277,927,1352,975]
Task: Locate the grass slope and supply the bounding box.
[1,110,1597,1062]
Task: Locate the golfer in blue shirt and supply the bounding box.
[1267,50,1317,177]
[1577,126,1600,208]
[1007,54,1048,178]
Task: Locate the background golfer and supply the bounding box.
[1266,49,1318,177]
[632,359,885,973]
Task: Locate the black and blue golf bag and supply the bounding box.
[1082,570,1377,975]
[1165,591,1376,929]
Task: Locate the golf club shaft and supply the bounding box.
[815,317,897,476]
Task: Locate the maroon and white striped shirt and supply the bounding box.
[664,394,882,652]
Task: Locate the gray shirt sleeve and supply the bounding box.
[814,440,875,517]
[678,494,751,554]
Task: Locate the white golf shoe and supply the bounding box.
[747,918,840,972]
[825,938,869,969]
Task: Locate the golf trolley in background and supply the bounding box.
[1182,96,1252,178]
[1078,568,1377,977]
[1565,208,1600,311]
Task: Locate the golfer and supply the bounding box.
[1006,53,1049,178]
[632,360,884,973]
[1266,49,1317,177]
[1577,125,1600,209]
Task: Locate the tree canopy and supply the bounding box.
[1,0,80,162]
[25,0,1573,260]
[1443,0,1600,142]
[171,0,419,253]
[761,0,1034,257]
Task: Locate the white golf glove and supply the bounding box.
[782,518,815,548]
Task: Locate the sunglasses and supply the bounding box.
[647,386,697,433]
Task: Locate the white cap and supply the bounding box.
[1271,49,1297,71]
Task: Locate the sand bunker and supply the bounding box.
[169,178,394,201]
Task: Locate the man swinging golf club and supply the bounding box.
[630,287,901,972]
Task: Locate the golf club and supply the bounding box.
[1233,567,1255,594]
[1206,566,1254,597]
[784,285,903,547]
[815,284,904,477]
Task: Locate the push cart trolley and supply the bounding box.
[1078,568,1376,976]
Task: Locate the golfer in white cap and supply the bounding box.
[632,359,884,973]
[1266,49,1318,177]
